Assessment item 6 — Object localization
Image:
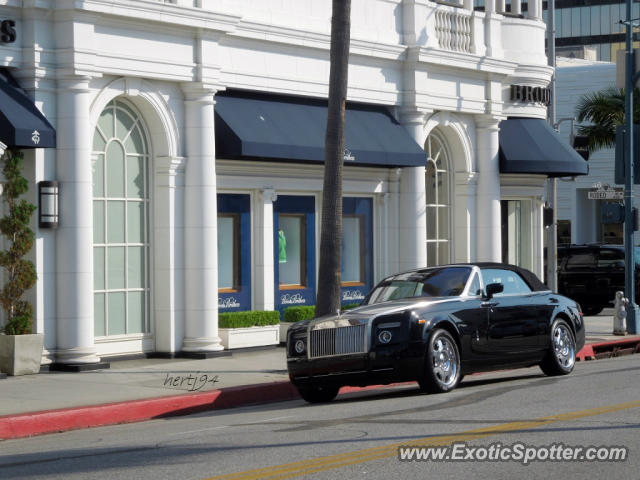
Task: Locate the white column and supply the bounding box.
[484,0,504,58]
[181,85,223,352]
[254,188,276,311]
[55,77,100,364]
[154,156,185,353]
[528,0,541,20]
[0,141,6,156]
[22,77,59,365]
[475,116,502,262]
[463,0,473,11]
[512,0,521,16]
[398,109,427,270]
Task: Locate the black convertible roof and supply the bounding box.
[404,262,549,292]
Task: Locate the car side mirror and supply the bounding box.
[484,283,504,300]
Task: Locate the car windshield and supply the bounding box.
[365,267,472,305]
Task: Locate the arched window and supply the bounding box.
[92,99,150,337]
[425,131,451,266]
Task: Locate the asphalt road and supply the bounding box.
[1,355,639,480]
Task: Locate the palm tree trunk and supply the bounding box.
[316,0,351,317]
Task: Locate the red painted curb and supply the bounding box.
[0,381,300,441]
[577,336,640,361]
[577,344,595,361]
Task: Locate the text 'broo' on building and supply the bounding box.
[0,0,587,367]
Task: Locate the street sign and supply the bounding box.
[588,191,624,199]
[588,183,624,200]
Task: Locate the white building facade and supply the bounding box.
[0,0,587,365]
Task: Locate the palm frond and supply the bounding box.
[573,86,640,153]
[575,87,624,125]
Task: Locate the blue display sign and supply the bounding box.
[274,195,316,316]
[217,194,251,312]
[340,197,373,306]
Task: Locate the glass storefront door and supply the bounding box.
[501,199,533,270]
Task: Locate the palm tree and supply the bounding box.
[575,86,640,153]
[316,0,351,317]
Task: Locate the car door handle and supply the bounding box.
[482,302,498,308]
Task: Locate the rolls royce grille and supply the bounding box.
[309,324,367,358]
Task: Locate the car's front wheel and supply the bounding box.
[418,328,461,393]
[297,384,340,403]
[540,319,576,376]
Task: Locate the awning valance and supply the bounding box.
[499,118,588,177]
[0,69,56,149]
[214,91,426,168]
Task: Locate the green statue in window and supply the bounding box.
[278,229,287,263]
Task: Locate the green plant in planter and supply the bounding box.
[283,303,361,323]
[341,303,360,311]
[0,149,37,335]
[218,310,280,328]
[283,306,316,323]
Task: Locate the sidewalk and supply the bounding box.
[1,311,639,440]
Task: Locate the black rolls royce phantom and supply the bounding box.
[287,263,584,403]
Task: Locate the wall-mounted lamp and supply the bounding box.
[38,181,59,229]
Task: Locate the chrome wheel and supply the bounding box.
[431,334,459,388]
[552,323,575,370]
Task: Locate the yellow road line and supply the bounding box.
[203,399,640,480]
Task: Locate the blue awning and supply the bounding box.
[0,69,56,149]
[499,118,588,177]
[214,91,426,167]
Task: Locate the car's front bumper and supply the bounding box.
[287,342,424,388]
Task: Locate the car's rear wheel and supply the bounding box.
[581,305,603,316]
[297,384,340,403]
[540,319,576,376]
[418,328,461,393]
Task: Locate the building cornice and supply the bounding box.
[54,0,242,33]
[408,46,518,76]
[231,20,406,61]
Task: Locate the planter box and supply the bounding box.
[0,333,44,376]
[218,325,280,350]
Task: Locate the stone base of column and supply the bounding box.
[179,350,232,359]
[54,346,102,365]
[47,361,110,372]
[181,336,224,354]
[49,346,108,371]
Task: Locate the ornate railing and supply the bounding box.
[434,8,473,53]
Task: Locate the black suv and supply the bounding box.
[557,244,640,315]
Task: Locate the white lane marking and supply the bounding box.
[171,426,229,436]
[251,415,294,423]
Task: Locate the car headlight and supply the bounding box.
[294,339,306,354]
[378,330,392,344]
